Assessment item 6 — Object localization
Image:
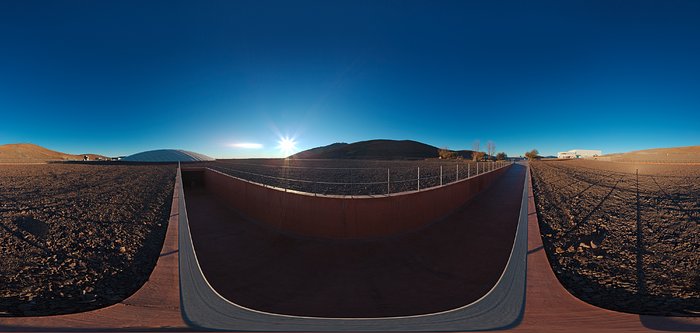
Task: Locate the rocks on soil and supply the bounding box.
[0,164,176,316]
[531,160,700,316]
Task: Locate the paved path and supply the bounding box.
[179,164,529,330]
[185,164,524,318]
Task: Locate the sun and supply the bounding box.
[277,136,297,156]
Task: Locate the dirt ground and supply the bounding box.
[0,163,176,316]
[601,145,700,163]
[530,160,699,315]
[196,159,505,195]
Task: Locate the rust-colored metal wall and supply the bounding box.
[185,165,510,239]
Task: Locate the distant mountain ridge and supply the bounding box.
[291,139,474,160]
[0,143,106,161]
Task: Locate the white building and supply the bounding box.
[557,149,602,159]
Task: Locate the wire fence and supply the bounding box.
[206,161,513,196]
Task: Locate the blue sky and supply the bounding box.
[1,0,699,158]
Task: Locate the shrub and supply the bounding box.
[525,149,540,160]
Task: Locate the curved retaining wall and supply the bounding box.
[185,164,510,239]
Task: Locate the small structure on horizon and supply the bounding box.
[557,149,602,159]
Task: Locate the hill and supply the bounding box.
[602,145,700,163]
[290,139,474,160]
[291,142,350,159]
[0,143,107,162]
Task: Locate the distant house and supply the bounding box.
[557,149,602,159]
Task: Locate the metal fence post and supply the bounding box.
[468,163,470,178]
[440,165,443,186]
[456,164,459,181]
[418,167,421,191]
[477,162,479,175]
[387,168,390,194]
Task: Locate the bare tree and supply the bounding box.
[487,141,495,160]
[472,140,480,153]
[472,151,485,161]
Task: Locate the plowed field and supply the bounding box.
[531,160,699,315]
[0,164,176,316]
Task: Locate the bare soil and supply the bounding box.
[601,145,700,163]
[0,143,106,162]
[0,164,176,316]
[196,159,503,195]
[530,160,700,315]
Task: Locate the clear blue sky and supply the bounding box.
[1,0,698,158]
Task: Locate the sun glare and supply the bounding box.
[277,136,297,156]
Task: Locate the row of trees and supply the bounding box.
[472,140,507,161]
[437,140,508,161]
[439,145,541,161]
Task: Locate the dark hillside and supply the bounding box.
[291,139,446,160]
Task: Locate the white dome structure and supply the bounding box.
[122,149,214,162]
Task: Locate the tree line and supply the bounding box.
[437,140,508,161]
